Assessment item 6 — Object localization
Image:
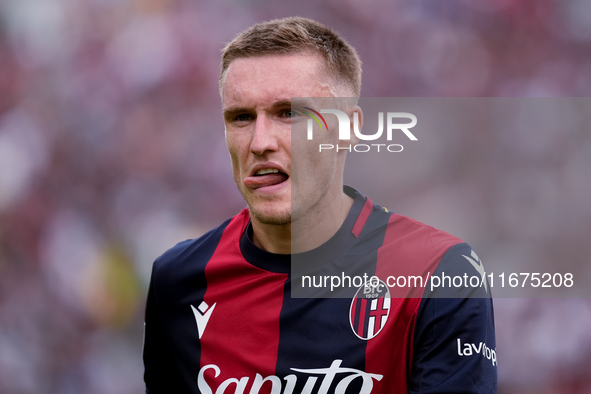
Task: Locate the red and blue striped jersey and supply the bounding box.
[143,186,497,393]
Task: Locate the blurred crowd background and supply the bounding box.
[0,0,590,393]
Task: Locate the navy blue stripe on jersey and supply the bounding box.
[274,187,393,392]
[275,278,367,393]
[144,219,231,393]
[410,242,497,394]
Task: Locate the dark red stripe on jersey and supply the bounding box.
[366,213,462,391]
[357,298,368,337]
[200,210,288,391]
[351,197,374,238]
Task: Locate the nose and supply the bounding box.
[250,114,279,155]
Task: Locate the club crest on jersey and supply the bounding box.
[349,280,391,340]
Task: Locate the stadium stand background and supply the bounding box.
[0,0,590,392]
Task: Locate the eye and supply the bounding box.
[281,110,298,118]
[234,113,253,122]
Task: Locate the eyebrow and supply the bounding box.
[223,106,251,121]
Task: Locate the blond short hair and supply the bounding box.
[220,17,362,97]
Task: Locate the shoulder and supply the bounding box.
[150,209,249,288]
[368,211,490,299]
[383,213,464,252]
[373,213,464,278]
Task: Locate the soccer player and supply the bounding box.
[143,17,497,393]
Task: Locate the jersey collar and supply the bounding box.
[239,186,368,274]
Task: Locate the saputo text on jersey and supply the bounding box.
[197,359,383,394]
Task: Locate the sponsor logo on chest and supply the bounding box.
[197,359,383,394]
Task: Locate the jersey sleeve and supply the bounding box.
[409,242,497,394]
[143,267,185,393]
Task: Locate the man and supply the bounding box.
[143,17,497,393]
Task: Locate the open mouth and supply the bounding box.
[244,168,289,189]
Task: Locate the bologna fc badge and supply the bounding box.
[349,279,391,340]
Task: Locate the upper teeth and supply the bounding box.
[256,168,279,175]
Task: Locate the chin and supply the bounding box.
[249,207,291,226]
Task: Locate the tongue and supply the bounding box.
[244,173,288,189]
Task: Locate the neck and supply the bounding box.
[250,220,291,254]
[250,186,354,254]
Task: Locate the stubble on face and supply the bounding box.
[250,202,292,226]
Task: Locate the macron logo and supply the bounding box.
[191,301,216,339]
[462,250,487,293]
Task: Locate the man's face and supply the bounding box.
[222,54,343,226]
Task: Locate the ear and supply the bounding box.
[348,105,363,147]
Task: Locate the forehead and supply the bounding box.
[222,54,336,108]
